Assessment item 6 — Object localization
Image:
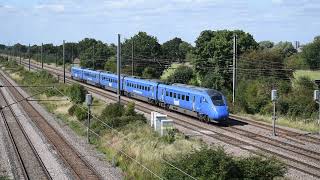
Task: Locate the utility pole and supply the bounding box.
[71,44,74,65]
[28,44,31,71]
[19,47,21,64]
[232,34,237,106]
[55,52,58,67]
[92,45,95,69]
[132,40,134,76]
[63,40,65,84]
[41,43,43,69]
[117,34,121,104]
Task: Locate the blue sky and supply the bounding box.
[1,0,319,46]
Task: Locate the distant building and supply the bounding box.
[294,41,304,53]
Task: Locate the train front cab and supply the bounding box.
[158,84,229,123]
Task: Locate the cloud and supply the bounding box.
[34,4,65,13]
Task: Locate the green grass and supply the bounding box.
[294,70,320,81]
[237,113,319,133]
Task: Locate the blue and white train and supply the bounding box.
[71,67,229,122]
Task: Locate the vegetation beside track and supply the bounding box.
[0,58,287,179]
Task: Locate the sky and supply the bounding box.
[0,0,319,46]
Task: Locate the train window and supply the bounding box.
[182,95,185,100]
[148,87,150,91]
[178,94,180,99]
[166,91,168,96]
[143,86,145,90]
[186,96,189,101]
[170,92,172,97]
[174,93,176,98]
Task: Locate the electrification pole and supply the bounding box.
[71,44,74,65]
[117,34,121,104]
[28,44,31,71]
[19,47,21,65]
[92,45,95,69]
[41,43,43,69]
[63,40,65,84]
[232,34,237,106]
[132,40,134,76]
[55,52,58,67]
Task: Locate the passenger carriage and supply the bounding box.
[71,67,83,81]
[100,72,125,92]
[123,77,159,103]
[82,69,100,86]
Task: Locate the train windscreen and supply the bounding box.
[211,95,225,106]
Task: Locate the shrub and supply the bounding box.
[96,103,146,130]
[100,103,124,119]
[162,147,287,179]
[162,128,177,144]
[68,104,77,116]
[285,76,317,119]
[163,147,240,179]
[125,102,136,116]
[67,84,87,104]
[236,156,287,179]
[74,105,88,121]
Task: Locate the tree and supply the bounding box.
[193,30,258,90]
[259,41,274,50]
[301,38,320,69]
[161,37,193,61]
[104,56,117,72]
[122,32,161,59]
[167,65,194,84]
[284,54,308,70]
[142,67,158,79]
[239,49,292,80]
[78,38,115,69]
[121,32,162,76]
[272,41,297,58]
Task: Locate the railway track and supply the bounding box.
[229,114,320,145]
[9,57,320,178]
[0,79,51,179]
[0,71,101,180]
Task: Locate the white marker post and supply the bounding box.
[271,89,278,136]
[86,94,93,143]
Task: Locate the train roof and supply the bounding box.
[125,76,159,85]
[161,83,223,96]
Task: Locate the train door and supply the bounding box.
[192,96,195,111]
[161,89,164,101]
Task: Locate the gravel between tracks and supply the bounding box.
[1,70,123,180]
[0,110,15,179]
